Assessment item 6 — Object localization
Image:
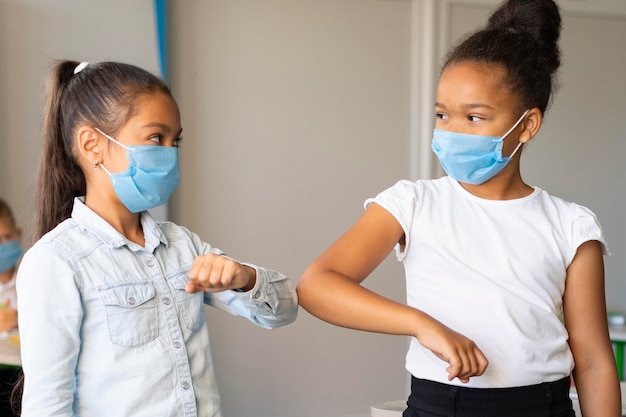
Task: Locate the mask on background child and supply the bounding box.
[0,240,22,273]
[431,110,529,185]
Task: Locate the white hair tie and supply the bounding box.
[74,61,89,75]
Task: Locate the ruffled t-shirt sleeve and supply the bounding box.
[571,204,610,257]
[364,180,419,262]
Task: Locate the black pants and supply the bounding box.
[403,376,575,417]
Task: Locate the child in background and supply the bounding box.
[0,198,21,417]
[297,0,620,416]
[17,60,298,417]
[0,199,20,333]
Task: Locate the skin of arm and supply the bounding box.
[0,304,17,332]
[564,240,621,417]
[297,203,488,382]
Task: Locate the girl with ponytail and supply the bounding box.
[16,60,297,417]
[297,1,621,415]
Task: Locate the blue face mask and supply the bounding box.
[431,110,529,185]
[0,240,22,273]
[95,128,180,213]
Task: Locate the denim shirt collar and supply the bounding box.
[71,197,168,252]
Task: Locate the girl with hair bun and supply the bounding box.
[15,60,297,417]
[297,0,621,415]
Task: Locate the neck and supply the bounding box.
[107,213,145,247]
[459,165,533,200]
[84,193,145,247]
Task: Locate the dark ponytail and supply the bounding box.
[36,61,87,240]
[34,60,172,239]
[442,0,562,114]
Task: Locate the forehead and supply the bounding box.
[436,62,517,109]
[126,91,181,131]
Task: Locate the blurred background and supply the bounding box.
[0,1,624,416]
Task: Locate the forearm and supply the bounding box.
[297,269,423,337]
[573,359,621,417]
[296,205,488,382]
[0,308,18,332]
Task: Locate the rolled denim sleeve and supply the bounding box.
[205,262,298,329]
[183,227,298,329]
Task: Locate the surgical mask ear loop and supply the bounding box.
[96,161,113,176]
[93,127,129,175]
[94,127,129,150]
[502,109,530,159]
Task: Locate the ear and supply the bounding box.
[519,108,542,144]
[76,126,103,165]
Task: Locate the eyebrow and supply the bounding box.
[434,102,495,110]
[142,122,183,136]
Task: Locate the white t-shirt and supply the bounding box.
[366,176,608,388]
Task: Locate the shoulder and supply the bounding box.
[17,222,85,292]
[533,188,600,221]
[28,218,86,259]
[533,188,608,254]
[155,220,215,256]
[156,220,195,240]
[39,217,81,242]
[364,178,452,243]
[368,176,452,206]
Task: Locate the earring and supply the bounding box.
[93,160,100,168]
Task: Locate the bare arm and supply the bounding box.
[297,203,488,382]
[0,306,17,332]
[564,240,621,417]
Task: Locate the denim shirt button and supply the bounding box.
[173,341,182,349]
[127,297,136,305]
[253,291,261,299]
[146,259,155,267]
[182,382,190,390]
[163,297,172,305]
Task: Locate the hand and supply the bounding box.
[0,302,18,332]
[416,318,488,383]
[185,253,255,293]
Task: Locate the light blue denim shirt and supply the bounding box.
[17,198,297,417]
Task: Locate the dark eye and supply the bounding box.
[173,136,183,148]
[149,134,162,144]
[436,112,448,120]
[468,115,483,122]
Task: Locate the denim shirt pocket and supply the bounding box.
[169,274,206,332]
[97,281,158,347]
